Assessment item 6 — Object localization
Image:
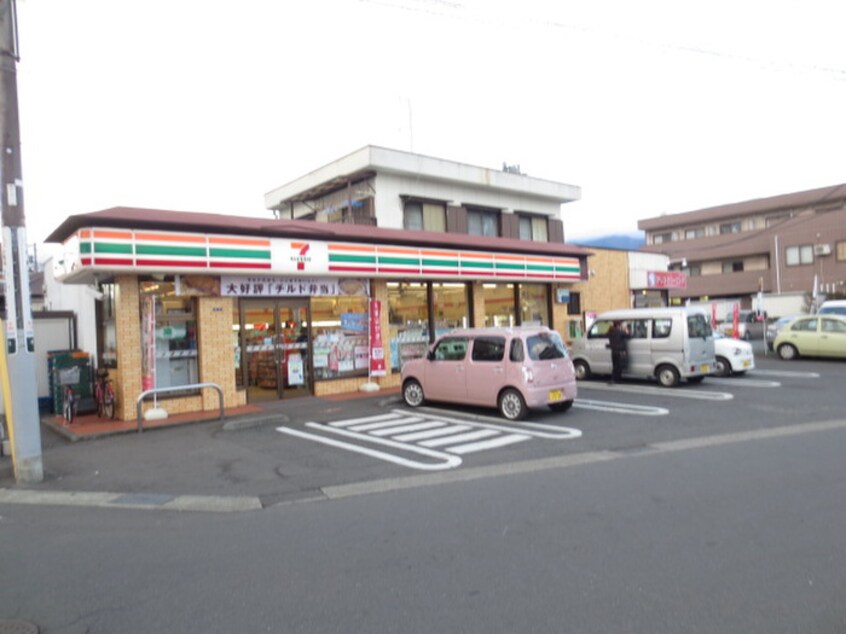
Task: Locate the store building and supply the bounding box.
[46,148,591,420]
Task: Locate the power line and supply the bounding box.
[360,0,846,83]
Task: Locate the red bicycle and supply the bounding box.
[62,385,77,424]
[94,368,116,419]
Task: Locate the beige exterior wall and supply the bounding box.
[572,249,631,316]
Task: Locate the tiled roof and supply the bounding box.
[638,183,846,231]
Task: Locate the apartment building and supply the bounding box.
[638,184,846,311]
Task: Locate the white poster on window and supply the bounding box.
[287,353,304,386]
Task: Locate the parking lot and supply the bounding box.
[279,350,842,475]
[7,345,843,507]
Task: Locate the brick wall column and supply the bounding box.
[197,296,245,410]
[113,275,141,421]
[471,282,486,327]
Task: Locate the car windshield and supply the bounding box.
[526,332,568,360]
[687,313,713,338]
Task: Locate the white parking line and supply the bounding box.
[369,421,445,436]
[278,424,462,471]
[577,383,733,401]
[330,413,402,427]
[419,428,501,447]
[411,408,582,439]
[277,409,580,470]
[573,400,669,415]
[752,369,821,379]
[448,434,530,454]
[703,377,781,388]
[394,424,471,442]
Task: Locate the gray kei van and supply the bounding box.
[569,307,716,387]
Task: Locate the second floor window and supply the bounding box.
[403,201,445,232]
[518,215,549,242]
[720,222,742,234]
[468,208,500,237]
[722,260,744,273]
[653,232,672,244]
[785,245,814,266]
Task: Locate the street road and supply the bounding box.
[1,353,845,632]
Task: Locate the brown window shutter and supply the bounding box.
[501,213,520,239]
[447,205,467,234]
[548,218,564,243]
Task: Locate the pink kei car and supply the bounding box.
[401,326,577,420]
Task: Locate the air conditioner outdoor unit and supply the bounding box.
[813,244,832,256]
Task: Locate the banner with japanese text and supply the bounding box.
[369,299,386,377]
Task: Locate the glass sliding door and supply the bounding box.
[240,299,311,401]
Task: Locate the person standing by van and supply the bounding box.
[608,320,628,383]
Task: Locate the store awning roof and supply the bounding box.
[46,207,592,259]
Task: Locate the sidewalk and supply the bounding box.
[43,386,401,441]
[0,387,404,511]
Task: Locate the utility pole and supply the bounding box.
[1,0,42,483]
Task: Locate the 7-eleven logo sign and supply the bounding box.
[291,242,311,271]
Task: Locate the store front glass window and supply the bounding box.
[99,283,118,368]
[388,282,430,371]
[433,283,469,336]
[519,284,549,326]
[139,280,198,393]
[484,284,516,327]
[232,303,242,389]
[311,295,369,380]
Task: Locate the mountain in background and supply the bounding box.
[569,232,645,250]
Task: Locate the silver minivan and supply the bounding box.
[570,307,716,387]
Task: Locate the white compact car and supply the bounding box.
[712,332,755,376]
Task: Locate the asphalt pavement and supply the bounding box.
[0,390,405,512]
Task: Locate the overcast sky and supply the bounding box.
[14,0,846,252]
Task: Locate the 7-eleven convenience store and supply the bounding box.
[47,207,588,421]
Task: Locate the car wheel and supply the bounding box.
[573,360,591,381]
[656,364,680,387]
[499,388,527,421]
[777,343,798,360]
[549,400,573,413]
[714,356,732,377]
[402,379,425,407]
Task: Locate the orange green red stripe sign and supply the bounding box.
[76,229,272,271]
[326,243,580,280]
[66,228,581,282]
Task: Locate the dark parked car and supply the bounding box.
[717,310,767,340]
[766,314,801,351]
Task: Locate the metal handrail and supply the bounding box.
[136,382,224,433]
